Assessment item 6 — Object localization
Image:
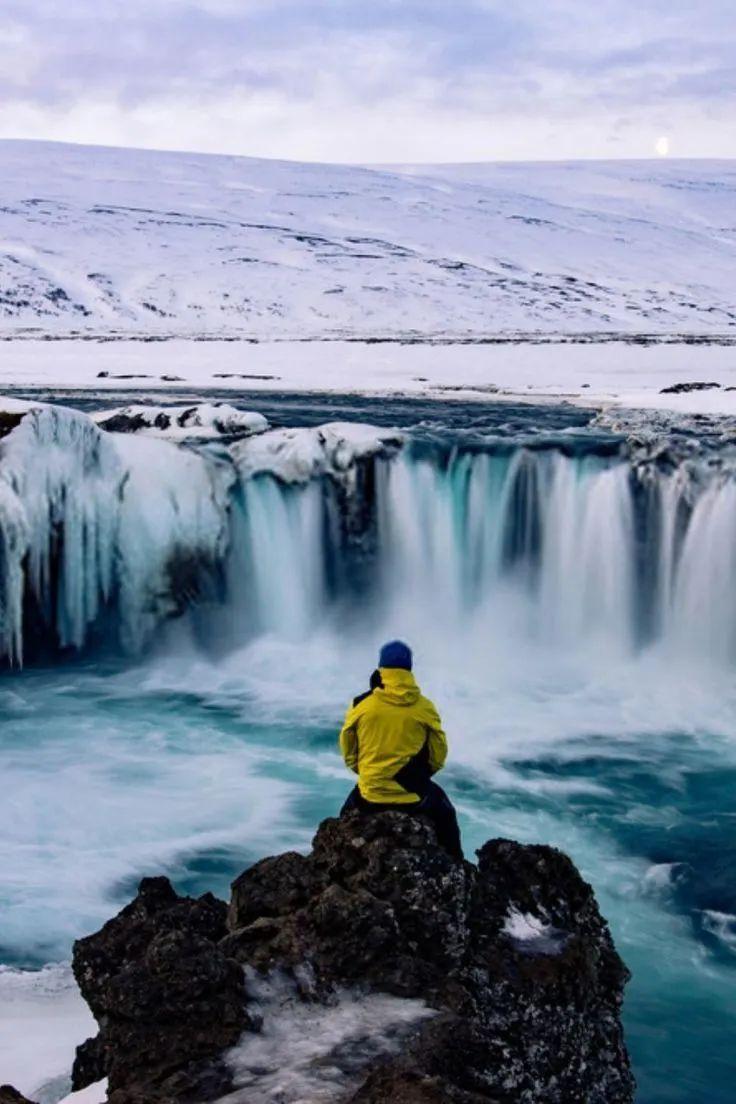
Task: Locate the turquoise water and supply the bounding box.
[2,639,735,1103]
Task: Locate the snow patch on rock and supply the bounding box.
[93,403,268,439]
[232,422,404,484]
[503,908,552,941]
[56,1080,108,1104]
[502,907,569,955]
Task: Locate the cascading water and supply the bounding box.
[232,477,326,638]
[4,398,736,666]
[2,396,736,1104]
[212,444,736,667]
[372,449,639,652]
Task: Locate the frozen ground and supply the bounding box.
[3,336,736,415]
[2,140,736,413]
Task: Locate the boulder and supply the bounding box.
[224,814,634,1103]
[71,876,249,1103]
[71,814,634,1103]
[226,813,474,996]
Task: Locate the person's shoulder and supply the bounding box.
[418,693,442,720]
[352,689,374,708]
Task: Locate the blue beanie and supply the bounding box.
[379,640,413,670]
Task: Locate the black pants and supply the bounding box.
[340,781,463,860]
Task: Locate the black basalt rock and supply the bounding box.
[71,876,249,1103]
[70,816,634,1104]
[223,814,634,1103]
[226,812,475,995]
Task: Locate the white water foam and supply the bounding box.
[700,910,736,954]
[0,683,303,963]
[220,970,434,1104]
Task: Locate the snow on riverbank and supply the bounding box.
[2,338,736,415]
[0,963,94,1100]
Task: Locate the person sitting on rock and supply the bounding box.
[339,640,463,859]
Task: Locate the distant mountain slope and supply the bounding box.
[1,140,735,336]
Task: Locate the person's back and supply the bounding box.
[339,640,463,859]
[340,664,446,804]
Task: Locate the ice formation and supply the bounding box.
[231,422,404,484]
[0,401,231,662]
[5,398,736,666]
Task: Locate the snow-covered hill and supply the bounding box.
[1,140,735,337]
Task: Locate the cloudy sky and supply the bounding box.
[0,0,734,161]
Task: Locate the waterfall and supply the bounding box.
[4,402,736,666]
[374,449,636,651]
[232,476,325,638]
[223,446,736,665]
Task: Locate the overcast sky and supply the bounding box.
[0,0,734,162]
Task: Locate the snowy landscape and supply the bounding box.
[2,141,736,337]
[1,139,736,1104]
[2,140,736,412]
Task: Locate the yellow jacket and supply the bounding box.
[339,667,448,804]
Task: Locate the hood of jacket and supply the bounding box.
[375,666,421,706]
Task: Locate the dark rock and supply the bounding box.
[71,816,634,1103]
[350,1063,491,1103]
[224,814,634,1103]
[659,381,721,394]
[0,1089,38,1104]
[72,1035,107,1088]
[97,410,153,432]
[226,813,474,995]
[0,411,26,439]
[228,850,317,929]
[71,876,249,1101]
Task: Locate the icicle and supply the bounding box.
[0,402,233,663]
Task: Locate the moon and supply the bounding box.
[655,136,670,157]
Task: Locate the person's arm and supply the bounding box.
[425,701,448,774]
[339,705,360,774]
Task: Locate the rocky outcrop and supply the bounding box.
[0,1088,38,1104]
[659,381,721,394]
[72,813,634,1103]
[92,403,268,439]
[71,876,248,1103]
